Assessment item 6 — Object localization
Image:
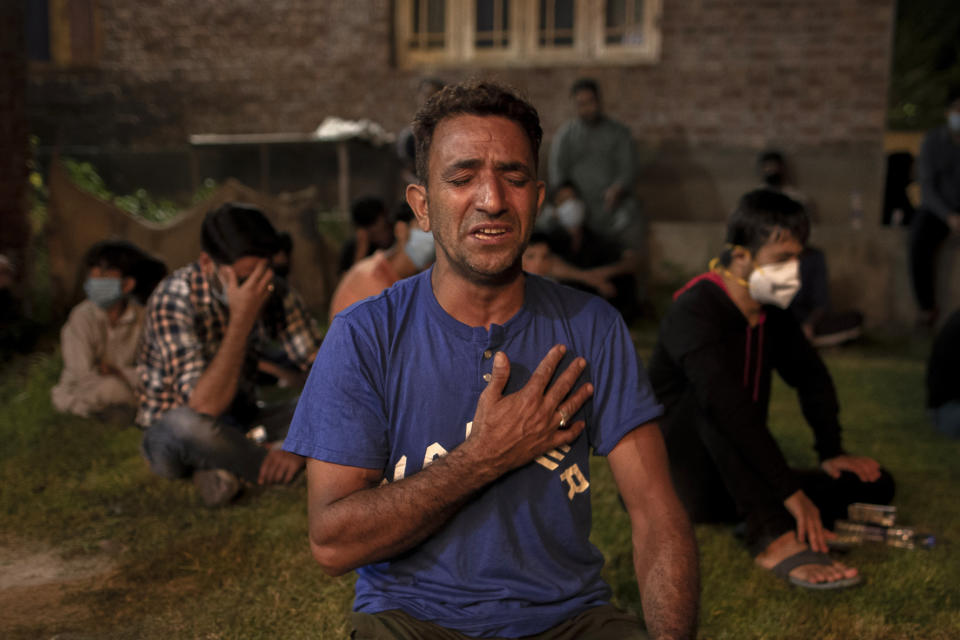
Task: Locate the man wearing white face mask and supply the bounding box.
[649,189,894,590]
[327,201,435,322]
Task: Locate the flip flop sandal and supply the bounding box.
[770,549,863,590]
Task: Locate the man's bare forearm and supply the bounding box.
[187,319,254,416]
[309,443,502,576]
[634,512,699,640]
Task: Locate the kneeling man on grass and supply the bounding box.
[284,81,699,639]
[649,189,895,589]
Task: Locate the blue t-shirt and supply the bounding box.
[284,270,662,638]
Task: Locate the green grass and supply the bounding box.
[1,336,958,639]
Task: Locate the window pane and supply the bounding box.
[410,0,446,50]
[476,0,510,49]
[538,0,574,47]
[605,0,645,46]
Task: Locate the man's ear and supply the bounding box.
[406,183,430,232]
[122,276,136,296]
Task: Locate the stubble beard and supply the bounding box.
[433,233,524,288]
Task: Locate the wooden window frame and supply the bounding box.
[395,0,662,69]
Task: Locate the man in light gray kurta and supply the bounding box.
[549,78,640,243]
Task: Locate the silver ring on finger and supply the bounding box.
[267,283,276,293]
[557,408,569,429]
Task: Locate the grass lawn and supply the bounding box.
[1,335,958,639]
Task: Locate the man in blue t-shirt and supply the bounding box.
[284,81,698,640]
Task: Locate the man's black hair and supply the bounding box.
[350,197,387,228]
[570,78,600,98]
[527,231,551,247]
[720,189,809,265]
[201,202,282,265]
[758,149,784,167]
[412,80,542,184]
[552,180,581,199]
[391,201,415,225]
[276,231,293,256]
[947,85,960,107]
[84,240,147,278]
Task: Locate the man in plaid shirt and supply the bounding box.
[137,203,322,506]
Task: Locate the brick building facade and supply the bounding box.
[26,0,895,224]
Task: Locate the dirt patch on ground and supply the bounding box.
[0,536,118,633]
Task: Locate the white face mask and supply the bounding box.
[403,228,435,269]
[748,258,800,308]
[555,198,585,229]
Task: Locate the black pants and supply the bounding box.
[661,409,895,556]
[909,209,951,312]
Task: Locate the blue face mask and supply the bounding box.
[84,277,124,309]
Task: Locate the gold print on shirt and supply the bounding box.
[534,445,571,470]
[559,463,590,500]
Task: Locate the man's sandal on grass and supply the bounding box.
[770,549,863,590]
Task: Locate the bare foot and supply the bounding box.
[755,531,858,586]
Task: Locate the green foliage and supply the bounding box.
[61,158,218,225]
[1,339,958,638]
[888,0,960,131]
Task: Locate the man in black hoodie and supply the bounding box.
[649,189,894,590]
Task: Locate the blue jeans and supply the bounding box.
[930,401,960,439]
[140,402,296,483]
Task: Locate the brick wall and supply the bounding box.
[27,0,895,223]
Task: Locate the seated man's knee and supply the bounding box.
[141,407,216,480]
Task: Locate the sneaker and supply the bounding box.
[192,469,241,508]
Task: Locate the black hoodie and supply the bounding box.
[649,272,845,501]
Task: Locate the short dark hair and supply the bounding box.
[201,202,282,265]
[350,196,387,228]
[527,231,551,247]
[758,149,784,167]
[391,200,415,225]
[720,189,809,264]
[412,80,543,184]
[947,85,960,108]
[84,240,146,278]
[552,180,580,199]
[276,231,293,256]
[570,78,599,98]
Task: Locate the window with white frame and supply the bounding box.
[395,0,661,68]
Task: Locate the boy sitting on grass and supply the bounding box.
[52,241,154,419]
[649,189,894,590]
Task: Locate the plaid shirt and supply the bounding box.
[136,261,322,427]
